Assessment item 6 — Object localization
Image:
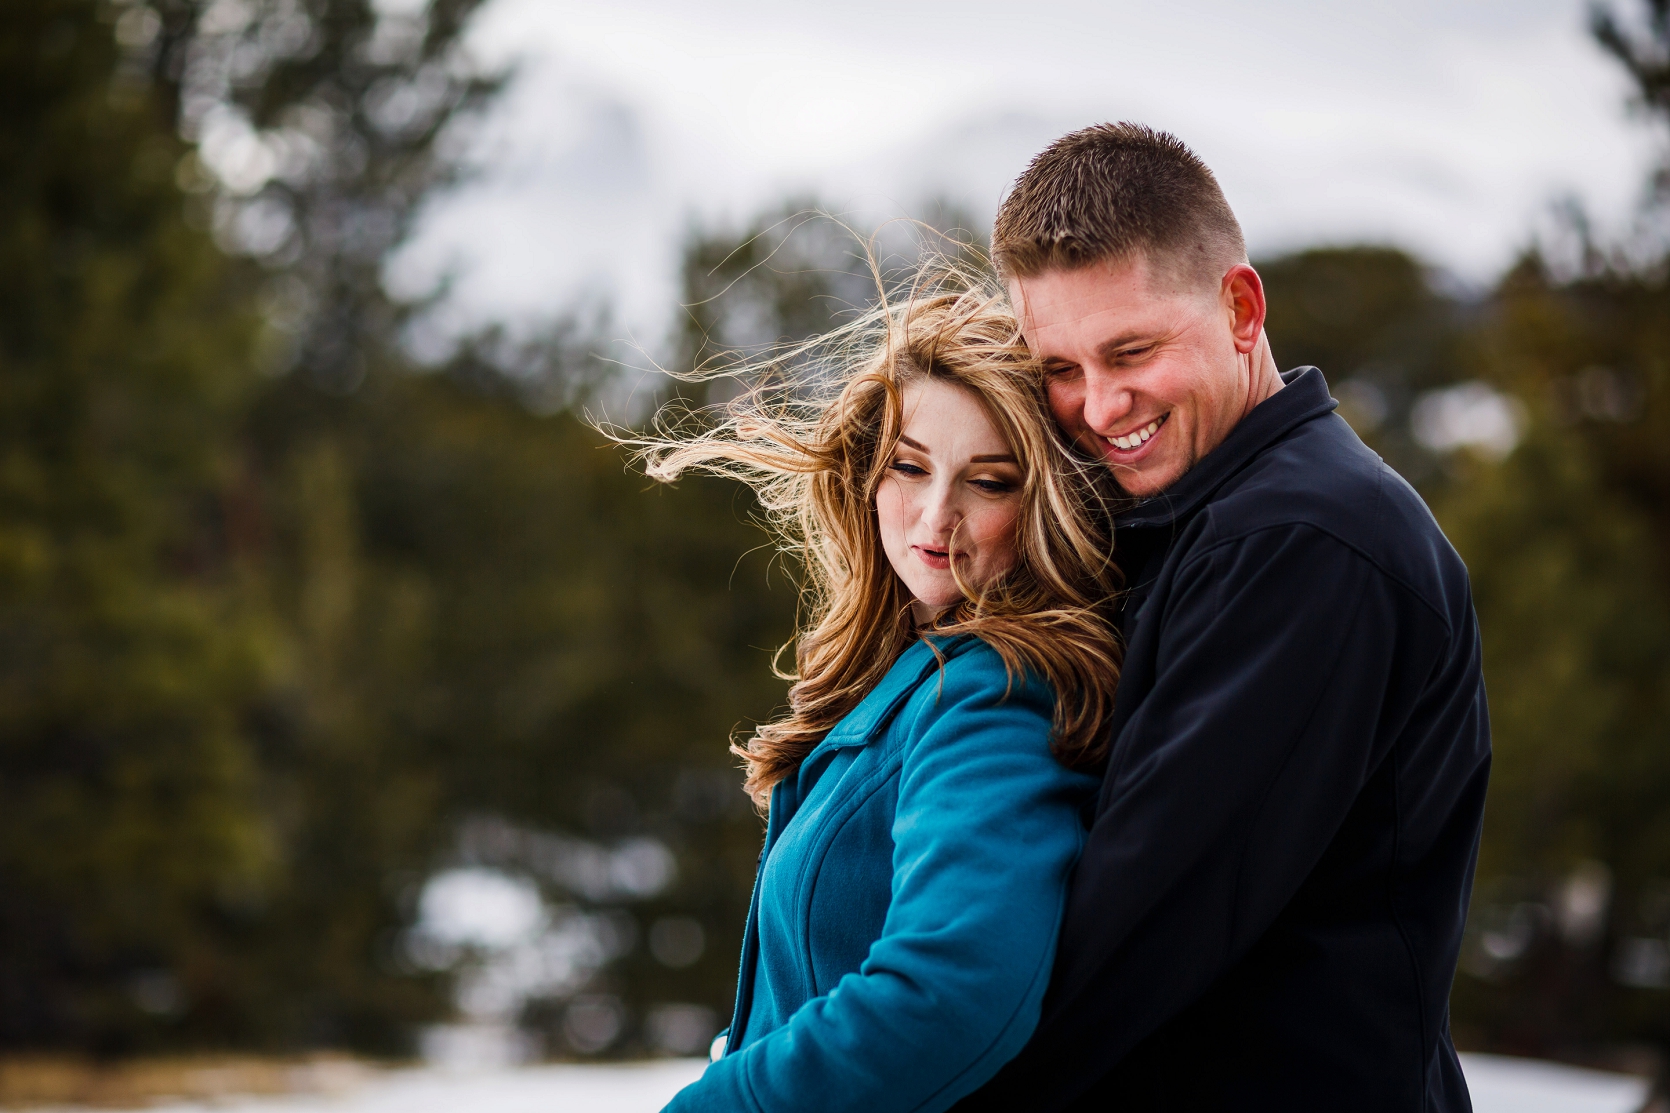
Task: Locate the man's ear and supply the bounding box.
[1221,265,1266,355]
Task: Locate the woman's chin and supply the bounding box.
[910,596,960,624]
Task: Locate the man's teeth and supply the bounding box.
[1109,420,1162,450]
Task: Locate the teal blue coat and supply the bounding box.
[664,635,1097,1113]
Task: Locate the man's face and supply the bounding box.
[1010,253,1261,499]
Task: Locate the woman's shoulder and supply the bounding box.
[893,636,1092,795]
[902,635,1055,726]
[932,634,1050,688]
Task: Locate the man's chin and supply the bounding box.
[1082,425,1184,496]
[1107,459,1185,500]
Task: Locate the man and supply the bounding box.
[955,124,1490,1111]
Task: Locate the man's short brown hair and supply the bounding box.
[993,122,1246,289]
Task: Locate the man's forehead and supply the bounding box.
[1009,255,1180,340]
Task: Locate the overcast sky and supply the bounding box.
[388,0,1662,349]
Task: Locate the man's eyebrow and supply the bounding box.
[1094,330,1156,360]
[970,454,1017,463]
[899,434,929,451]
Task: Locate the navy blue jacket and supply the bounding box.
[666,636,1096,1112]
[954,367,1491,1112]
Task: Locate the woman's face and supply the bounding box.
[875,378,1025,625]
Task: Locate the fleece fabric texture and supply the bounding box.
[952,367,1492,1113]
[662,635,1097,1113]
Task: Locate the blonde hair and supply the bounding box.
[635,255,1124,807]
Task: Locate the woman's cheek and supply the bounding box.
[874,482,906,555]
[979,506,1022,578]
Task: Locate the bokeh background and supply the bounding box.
[5,0,1670,1096]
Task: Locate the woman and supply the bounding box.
[639,262,1124,1113]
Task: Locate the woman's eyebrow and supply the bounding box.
[970,453,1017,463]
[899,434,929,451]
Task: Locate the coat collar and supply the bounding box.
[815,635,975,752]
[1113,366,1338,531]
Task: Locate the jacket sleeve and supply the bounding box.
[955,521,1450,1111]
[663,648,1096,1113]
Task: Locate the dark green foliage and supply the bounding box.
[144,0,500,390]
[1434,259,1670,1058]
[0,0,271,1053]
[0,0,794,1056]
[1428,2,1670,1061]
[239,365,794,1039]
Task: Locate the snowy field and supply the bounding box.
[54,1053,1648,1113]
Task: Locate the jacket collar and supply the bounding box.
[815,635,974,751]
[1113,366,1338,530]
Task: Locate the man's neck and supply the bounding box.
[1245,331,1284,414]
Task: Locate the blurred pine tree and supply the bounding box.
[1422,1,1670,1062]
[0,0,273,1054]
[1436,261,1670,1057]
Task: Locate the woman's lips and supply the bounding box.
[911,545,955,570]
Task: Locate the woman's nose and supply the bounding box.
[921,482,961,533]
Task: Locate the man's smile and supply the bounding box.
[1101,412,1169,454]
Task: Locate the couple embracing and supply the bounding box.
[644,124,1490,1112]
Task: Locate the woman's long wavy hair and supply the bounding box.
[633,253,1125,808]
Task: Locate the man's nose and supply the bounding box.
[1081,367,1134,434]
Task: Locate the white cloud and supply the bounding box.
[392,0,1659,351]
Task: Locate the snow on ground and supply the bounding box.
[43,1053,1650,1113]
[1462,1054,1651,1113]
[120,1060,710,1113]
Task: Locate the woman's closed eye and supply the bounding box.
[970,476,1016,494]
[888,459,929,478]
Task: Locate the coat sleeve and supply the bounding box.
[954,521,1453,1111]
[663,648,1096,1113]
